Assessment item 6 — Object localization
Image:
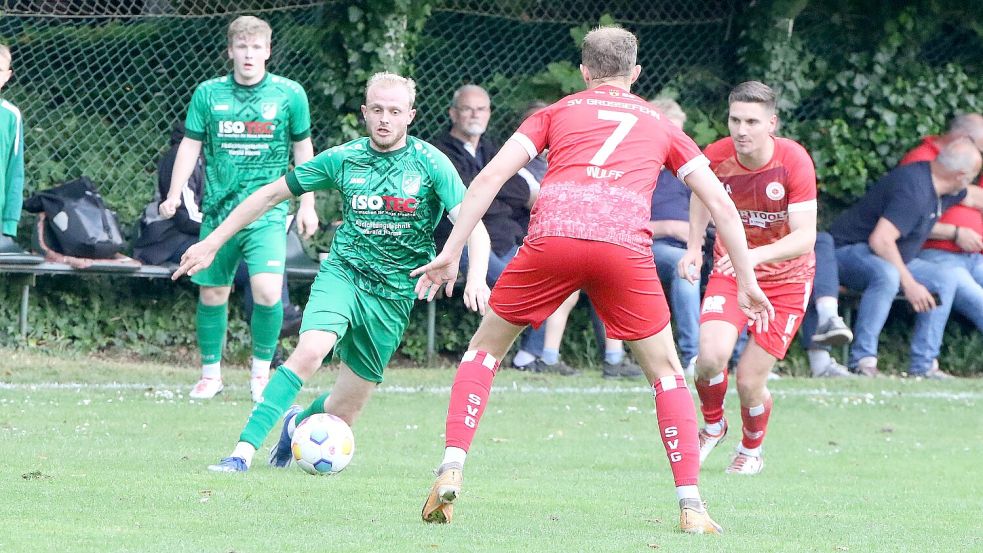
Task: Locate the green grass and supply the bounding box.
[1,349,982,552]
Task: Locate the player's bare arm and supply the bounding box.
[159,137,202,219]
[716,207,817,276]
[292,137,319,238]
[683,165,775,331]
[678,194,712,284]
[868,217,936,312]
[961,185,983,211]
[411,140,528,287]
[172,177,292,280]
[460,220,491,314]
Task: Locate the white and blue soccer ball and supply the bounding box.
[291,413,355,475]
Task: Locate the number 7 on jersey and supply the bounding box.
[588,110,638,166]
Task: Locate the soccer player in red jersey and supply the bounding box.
[413,26,773,534]
[679,81,817,475]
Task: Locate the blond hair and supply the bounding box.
[227,16,272,45]
[650,97,686,126]
[581,26,637,80]
[729,81,777,112]
[366,72,417,108]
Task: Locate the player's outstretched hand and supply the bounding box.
[158,197,181,219]
[171,240,219,281]
[410,251,459,302]
[677,248,703,284]
[737,279,775,334]
[295,204,320,239]
[462,278,490,315]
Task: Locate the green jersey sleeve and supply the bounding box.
[428,148,466,212]
[183,84,209,141]
[285,145,346,196]
[288,85,312,142]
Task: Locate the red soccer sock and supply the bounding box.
[444,350,500,452]
[653,375,700,487]
[695,371,728,425]
[740,395,773,450]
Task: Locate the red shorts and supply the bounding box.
[489,236,671,341]
[699,274,812,359]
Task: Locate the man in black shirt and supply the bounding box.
[829,138,981,378]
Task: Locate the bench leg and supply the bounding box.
[16,274,35,338]
[426,300,436,363]
[841,304,852,363]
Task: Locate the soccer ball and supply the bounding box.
[290,413,355,475]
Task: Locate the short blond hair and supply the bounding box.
[650,97,686,126]
[366,72,417,108]
[228,16,272,45]
[581,26,637,80]
[0,44,11,68]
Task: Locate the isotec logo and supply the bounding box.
[351,194,418,213]
[217,120,274,135]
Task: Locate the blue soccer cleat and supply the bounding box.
[269,405,303,468]
[207,456,248,473]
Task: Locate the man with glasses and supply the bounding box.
[0,43,25,255]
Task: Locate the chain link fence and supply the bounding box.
[0,0,333,229]
[1,1,979,230]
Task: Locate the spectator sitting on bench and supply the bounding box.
[133,122,303,345]
[828,138,981,378]
[799,231,855,378]
[904,114,983,337]
[433,86,572,374]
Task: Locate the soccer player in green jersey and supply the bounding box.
[160,16,319,402]
[172,72,492,473]
[0,43,26,255]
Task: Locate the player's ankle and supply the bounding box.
[438,461,463,475]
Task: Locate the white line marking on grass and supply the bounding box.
[1,381,980,401]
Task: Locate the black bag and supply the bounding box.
[24,177,125,259]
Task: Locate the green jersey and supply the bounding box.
[184,72,311,227]
[0,98,24,236]
[286,136,466,299]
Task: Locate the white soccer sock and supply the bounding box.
[231,441,257,466]
[705,421,724,435]
[201,362,221,380]
[815,297,839,324]
[250,357,271,379]
[675,485,701,501]
[737,444,762,457]
[440,446,467,469]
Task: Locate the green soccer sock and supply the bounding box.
[196,301,228,366]
[296,392,331,425]
[239,366,304,448]
[250,301,283,362]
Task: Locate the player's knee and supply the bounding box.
[200,286,231,305]
[695,348,729,378]
[284,345,327,380]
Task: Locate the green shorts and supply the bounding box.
[302,260,414,383]
[192,222,286,287]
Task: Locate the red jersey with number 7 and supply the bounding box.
[510,85,708,255]
[705,136,817,284]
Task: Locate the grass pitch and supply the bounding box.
[1,349,981,552]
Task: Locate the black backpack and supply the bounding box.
[24,177,125,259]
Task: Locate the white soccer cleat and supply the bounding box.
[189,377,223,399]
[698,418,728,465]
[725,452,764,475]
[250,375,269,403]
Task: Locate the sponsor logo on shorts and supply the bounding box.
[267,260,282,267]
[702,295,726,314]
